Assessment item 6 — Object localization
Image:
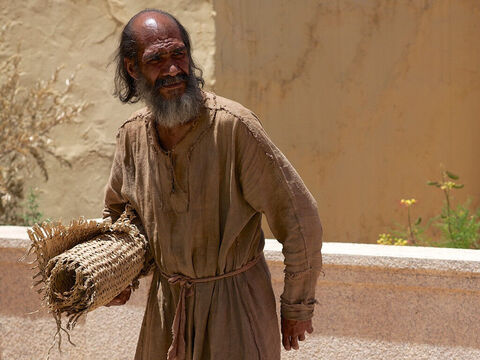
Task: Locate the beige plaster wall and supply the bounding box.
[0,0,215,222]
[3,1,480,243]
[213,0,480,243]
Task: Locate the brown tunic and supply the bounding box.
[103,92,323,360]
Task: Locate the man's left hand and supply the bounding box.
[105,286,132,307]
[281,317,313,351]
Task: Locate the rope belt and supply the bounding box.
[160,254,263,360]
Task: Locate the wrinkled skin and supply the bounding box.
[124,12,197,150]
[124,13,190,100]
[281,317,314,351]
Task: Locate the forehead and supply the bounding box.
[133,13,185,54]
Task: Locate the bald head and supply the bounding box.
[113,9,204,104]
[130,11,183,58]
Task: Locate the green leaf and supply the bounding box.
[446,171,459,180]
[427,181,440,186]
[415,217,422,225]
[453,184,464,189]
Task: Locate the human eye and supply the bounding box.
[172,49,186,58]
[147,55,162,64]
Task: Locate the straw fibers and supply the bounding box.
[27,208,149,355]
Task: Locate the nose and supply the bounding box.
[166,63,181,77]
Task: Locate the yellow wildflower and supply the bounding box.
[400,198,417,207]
[393,238,408,246]
[377,233,408,246]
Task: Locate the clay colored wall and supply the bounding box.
[0,0,215,222]
[2,1,480,244]
[213,0,480,242]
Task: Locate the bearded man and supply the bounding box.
[103,8,323,360]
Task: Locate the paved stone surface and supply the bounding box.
[281,335,480,360]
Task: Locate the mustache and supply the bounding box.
[154,73,189,89]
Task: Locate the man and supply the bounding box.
[103,8,322,360]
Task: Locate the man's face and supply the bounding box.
[127,14,190,100]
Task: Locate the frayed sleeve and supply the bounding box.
[236,116,323,321]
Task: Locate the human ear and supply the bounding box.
[124,58,139,80]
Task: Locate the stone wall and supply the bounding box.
[1,228,479,359]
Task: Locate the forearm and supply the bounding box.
[236,117,323,319]
[280,212,322,320]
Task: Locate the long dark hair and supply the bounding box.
[113,9,205,104]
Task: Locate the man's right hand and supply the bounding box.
[105,286,132,307]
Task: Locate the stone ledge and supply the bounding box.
[2,226,480,359]
[0,226,30,249]
[266,239,480,273]
[3,225,478,268]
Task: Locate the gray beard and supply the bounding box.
[136,74,203,128]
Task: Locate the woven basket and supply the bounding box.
[28,209,149,331]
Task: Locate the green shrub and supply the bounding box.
[379,169,480,249]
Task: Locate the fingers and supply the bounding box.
[104,287,132,307]
[283,335,303,351]
[290,335,299,350]
[105,295,126,306]
[281,317,313,351]
[122,287,132,302]
[105,298,123,307]
[282,333,291,351]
